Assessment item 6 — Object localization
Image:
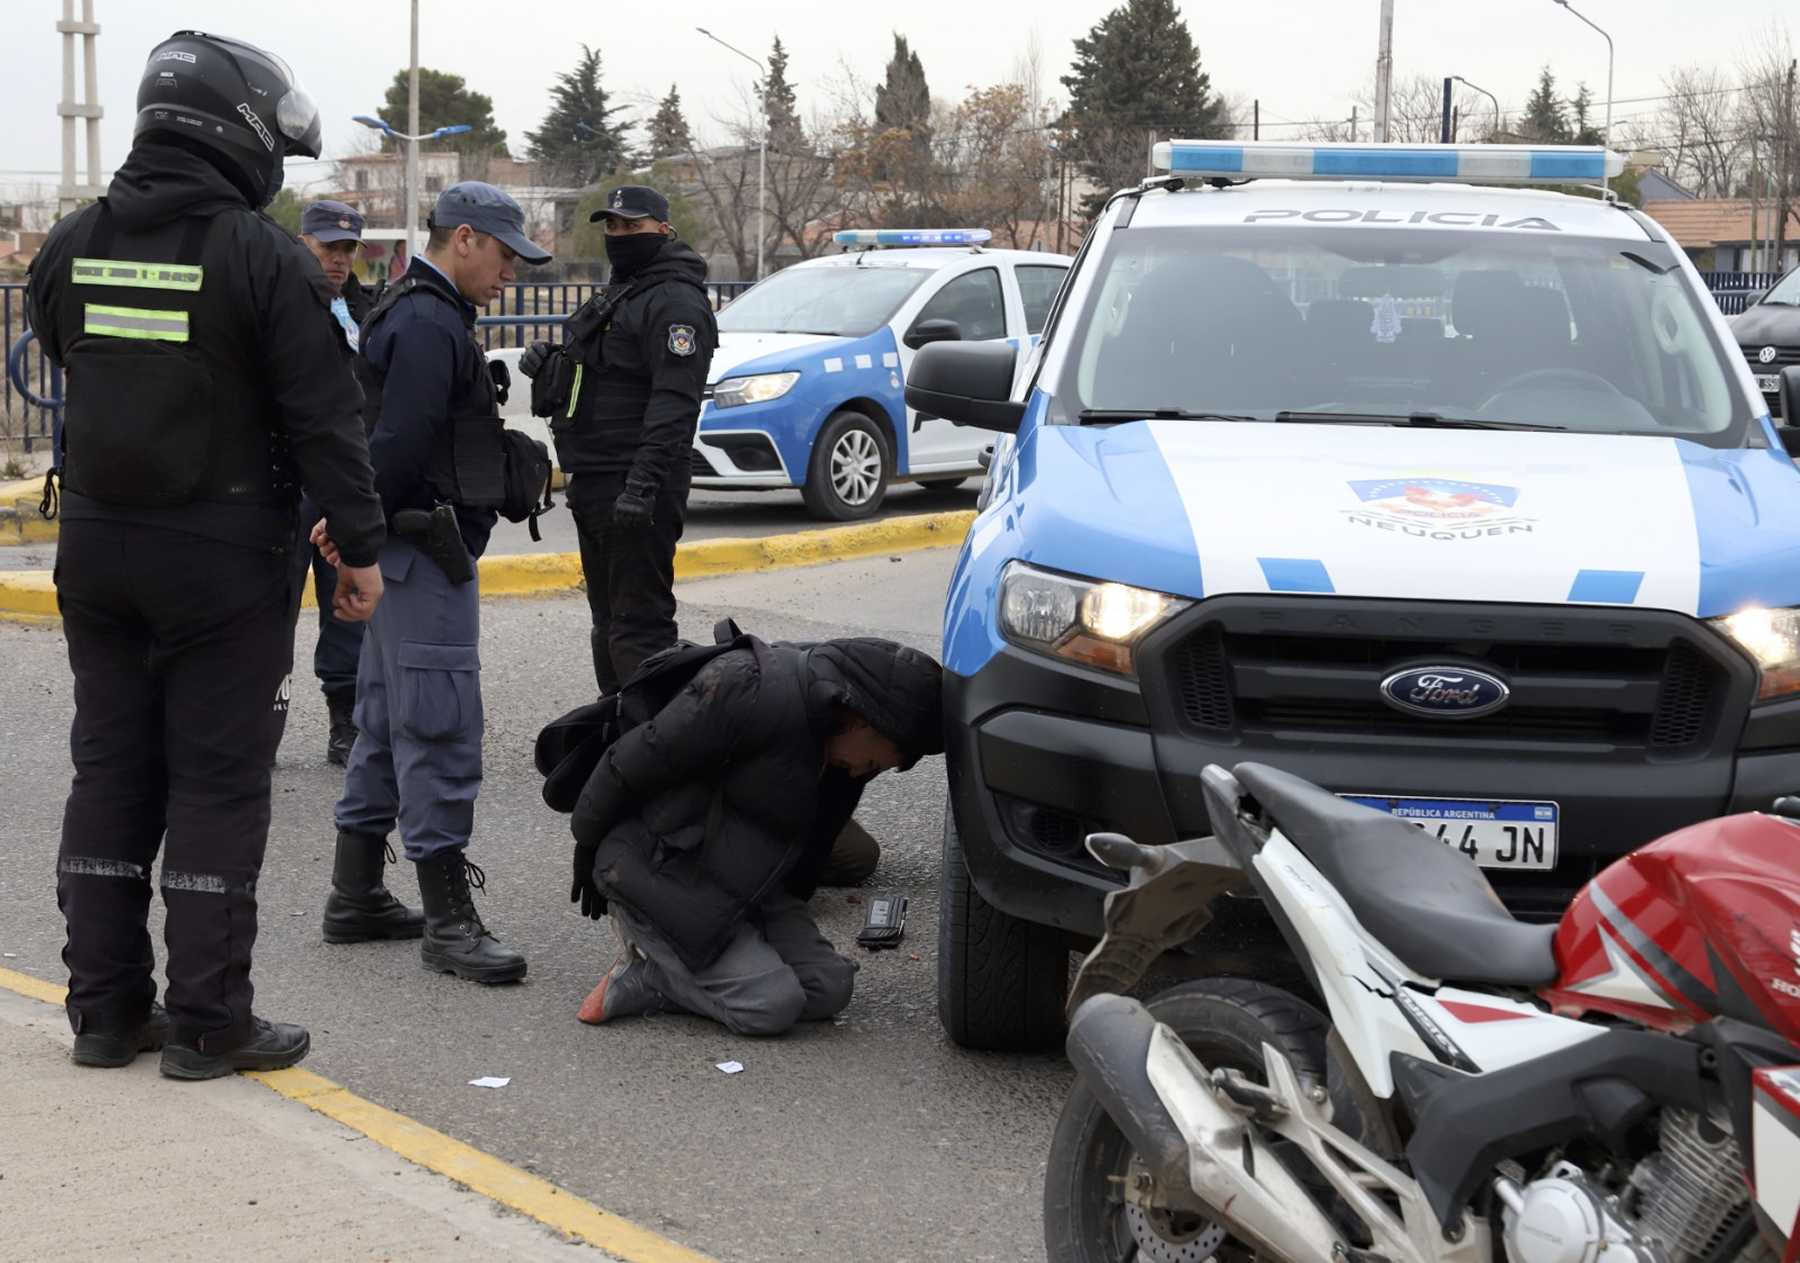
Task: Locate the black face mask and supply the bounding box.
[605,231,665,279]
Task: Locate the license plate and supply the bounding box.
[1758,373,1781,394]
[1340,795,1559,870]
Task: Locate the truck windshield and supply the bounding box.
[1055,226,1751,443]
[1759,268,1800,305]
[718,266,929,337]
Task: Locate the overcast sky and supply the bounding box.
[3,0,1795,202]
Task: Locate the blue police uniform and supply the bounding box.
[330,182,549,982]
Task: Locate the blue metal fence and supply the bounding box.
[1,279,756,453]
[1700,270,1784,317]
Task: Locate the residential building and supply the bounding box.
[1641,197,1800,273]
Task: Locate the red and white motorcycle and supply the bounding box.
[1046,761,1800,1263]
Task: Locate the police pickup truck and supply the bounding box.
[907,140,1800,1051]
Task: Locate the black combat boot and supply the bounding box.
[323,829,425,944]
[325,694,357,767]
[71,1002,171,1069]
[415,852,527,984]
[160,1016,311,1081]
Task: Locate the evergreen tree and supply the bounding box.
[1568,82,1603,146]
[874,34,931,133]
[762,36,804,152]
[1520,67,1571,142]
[1061,0,1225,218]
[524,45,631,184]
[646,84,694,160]
[380,68,509,157]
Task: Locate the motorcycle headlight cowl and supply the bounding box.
[1708,605,1800,701]
[998,562,1189,676]
[710,372,801,409]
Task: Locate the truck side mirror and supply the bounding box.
[1781,365,1800,436]
[904,341,1025,433]
[904,318,963,350]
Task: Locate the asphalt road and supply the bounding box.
[0,547,1070,1263]
[0,483,980,572]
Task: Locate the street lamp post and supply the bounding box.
[1552,0,1615,190]
[354,115,472,260]
[1453,75,1503,139]
[696,26,767,281]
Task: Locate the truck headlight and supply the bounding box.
[1709,606,1800,701]
[710,371,801,409]
[998,562,1189,676]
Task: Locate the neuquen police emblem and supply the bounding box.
[668,324,696,357]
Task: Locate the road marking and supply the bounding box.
[0,964,716,1263]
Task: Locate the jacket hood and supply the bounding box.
[106,141,250,231]
[802,639,944,769]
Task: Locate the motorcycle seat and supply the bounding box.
[1232,763,1558,988]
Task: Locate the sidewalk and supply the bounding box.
[0,985,653,1261]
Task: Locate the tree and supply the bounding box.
[762,37,804,152]
[1061,0,1225,219]
[1520,67,1570,143]
[1655,64,1748,197]
[524,45,631,185]
[646,85,694,162]
[266,188,303,235]
[1568,83,1603,146]
[380,68,509,157]
[1307,75,1458,144]
[874,35,930,133]
[935,83,1055,247]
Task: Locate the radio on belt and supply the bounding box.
[856,893,909,950]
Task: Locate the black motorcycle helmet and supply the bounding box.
[133,31,322,208]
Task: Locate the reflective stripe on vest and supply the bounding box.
[71,258,204,291]
[567,363,583,419]
[83,303,190,342]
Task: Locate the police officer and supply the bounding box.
[297,200,376,766]
[519,186,717,694]
[27,32,386,1078]
[324,182,547,980]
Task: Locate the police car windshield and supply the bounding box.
[717,266,930,337]
[1057,226,1750,443]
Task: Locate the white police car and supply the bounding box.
[912,140,1800,1051]
[689,229,1072,520]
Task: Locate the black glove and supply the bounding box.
[612,484,655,530]
[519,340,556,379]
[572,839,606,920]
[486,358,511,407]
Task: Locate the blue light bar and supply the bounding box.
[832,228,993,247]
[1151,140,1625,185]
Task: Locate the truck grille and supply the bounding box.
[1743,345,1800,369]
[1158,599,1737,758]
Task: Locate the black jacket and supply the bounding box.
[572,638,944,972]
[553,239,717,487]
[28,142,385,567]
[342,271,377,326]
[360,258,499,557]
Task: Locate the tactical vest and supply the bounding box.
[56,203,292,509]
[360,273,507,511]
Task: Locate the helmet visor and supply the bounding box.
[276,85,321,158]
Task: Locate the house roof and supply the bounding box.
[1643,198,1800,248]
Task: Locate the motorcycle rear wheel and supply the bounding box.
[1043,978,1330,1263]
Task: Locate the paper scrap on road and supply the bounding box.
[715,1061,744,1075]
[468,1076,511,1088]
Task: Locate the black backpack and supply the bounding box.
[535,618,756,812]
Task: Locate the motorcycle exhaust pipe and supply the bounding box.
[1068,995,1347,1263]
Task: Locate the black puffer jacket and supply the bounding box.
[572,638,943,972]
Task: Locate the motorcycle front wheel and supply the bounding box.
[1043,978,1330,1263]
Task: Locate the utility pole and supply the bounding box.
[56,0,104,217]
[1351,106,1358,143]
[405,0,420,263]
[1373,0,1395,143]
[1776,58,1796,271]
[1253,99,1260,141]
[1440,77,1453,144]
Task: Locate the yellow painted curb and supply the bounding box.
[3,510,975,623]
[0,964,715,1263]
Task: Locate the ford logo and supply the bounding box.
[1380,666,1510,719]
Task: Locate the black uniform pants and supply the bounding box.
[566,467,690,694]
[54,518,294,1050]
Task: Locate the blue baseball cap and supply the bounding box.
[431,181,552,264]
[301,200,364,243]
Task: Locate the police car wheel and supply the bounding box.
[938,801,1069,1052]
[802,410,891,521]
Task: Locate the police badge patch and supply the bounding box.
[668,324,696,356]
